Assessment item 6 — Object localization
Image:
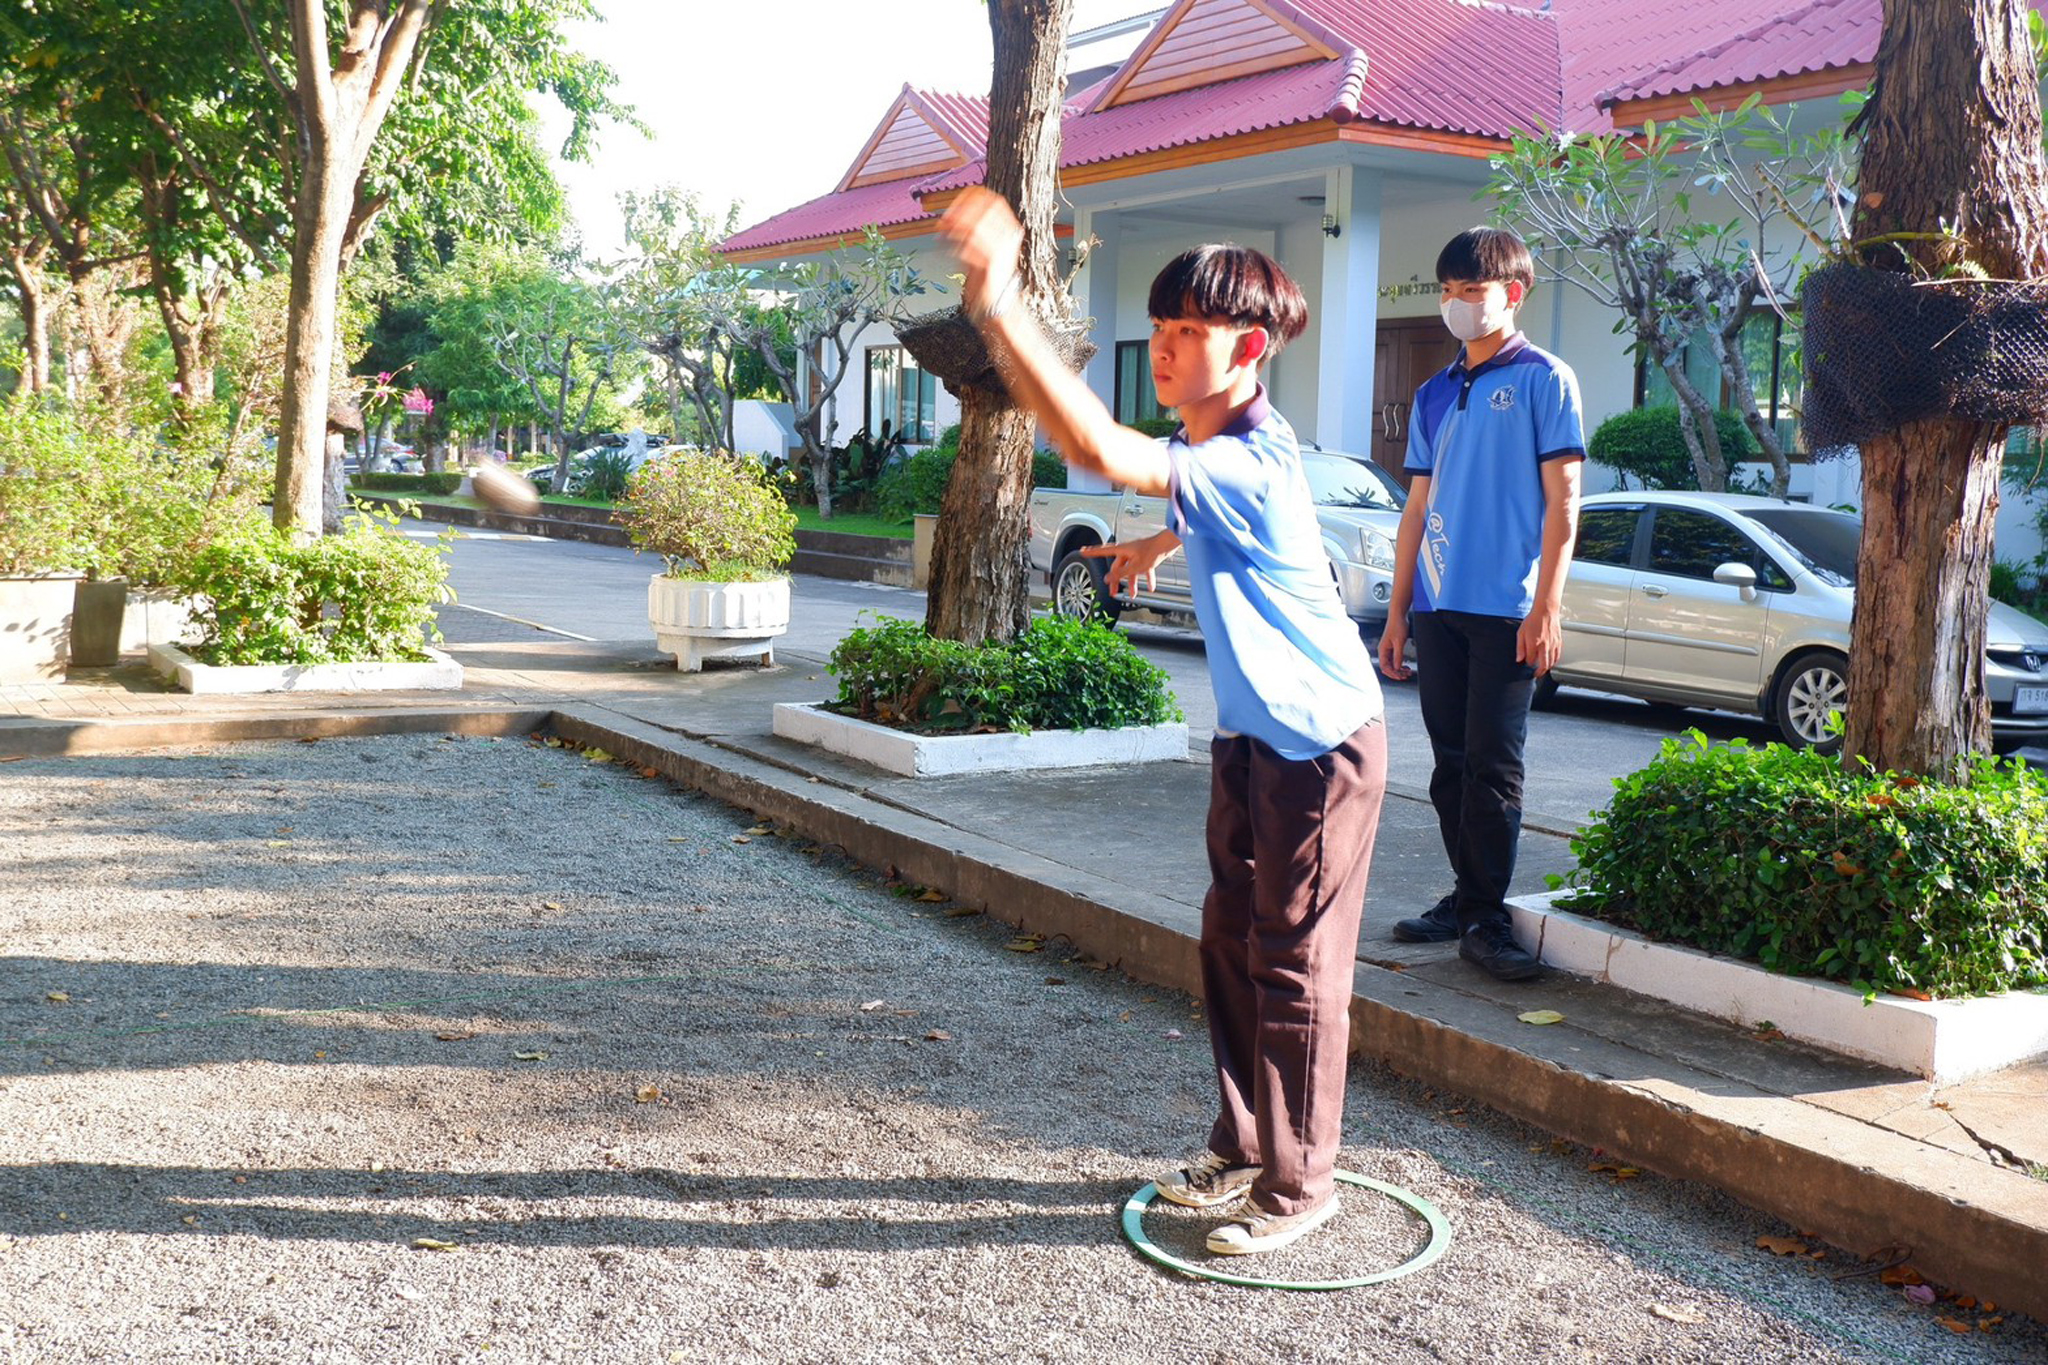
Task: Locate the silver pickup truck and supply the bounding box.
[1027,446,1407,630]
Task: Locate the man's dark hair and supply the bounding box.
[1436,227,1535,292]
[1147,244,1309,356]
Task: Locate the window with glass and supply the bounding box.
[1114,341,1165,425]
[865,345,938,445]
[1638,311,1804,455]
[1574,506,1641,567]
[1645,508,1791,589]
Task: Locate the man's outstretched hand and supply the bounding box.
[937,187,1022,319]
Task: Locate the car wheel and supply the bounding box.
[1051,549,1121,625]
[1772,650,1848,750]
[1530,672,1561,710]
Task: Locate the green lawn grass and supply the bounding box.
[791,506,913,540]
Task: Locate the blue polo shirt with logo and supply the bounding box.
[1404,333,1585,619]
[1165,389,1382,759]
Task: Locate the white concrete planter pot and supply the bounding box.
[146,642,463,695]
[648,573,790,672]
[0,572,83,684]
[1508,888,2048,1083]
[773,701,1190,777]
[118,588,199,655]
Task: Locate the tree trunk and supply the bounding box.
[1843,0,2048,774]
[925,0,1073,643]
[275,152,353,535]
[7,250,50,393]
[1661,352,1727,490]
[321,425,348,533]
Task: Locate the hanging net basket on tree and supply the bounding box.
[1801,262,2048,454]
[896,304,1097,396]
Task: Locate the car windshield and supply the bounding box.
[1303,452,1405,511]
[1742,506,1860,587]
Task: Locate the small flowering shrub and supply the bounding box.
[617,449,796,581]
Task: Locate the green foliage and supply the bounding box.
[1992,559,2029,608]
[1131,417,1181,439]
[175,506,452,665]
[1589,406,1759,489]
[617,449,796,581]
[349,472,465,495]
[0,398,231,583]
[827,614,1182,735]
[574,450,635,503]
[875,445,956,522]
[873,436,1068,522]
[1557,732,2048,999]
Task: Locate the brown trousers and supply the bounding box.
[1200,720,1386,1215]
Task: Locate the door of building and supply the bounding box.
[1371,319,1460,481]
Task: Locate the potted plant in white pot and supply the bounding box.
[617,449,797,672]
[0,397,91,683]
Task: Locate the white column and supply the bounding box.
[1314,165,1384,454]
[1071,207,1120,494]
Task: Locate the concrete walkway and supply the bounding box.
[4,630,2046,1322]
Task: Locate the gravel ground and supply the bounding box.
[2,733,2042,1364]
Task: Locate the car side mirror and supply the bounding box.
[1712,561,1759,602]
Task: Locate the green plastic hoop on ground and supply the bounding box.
[1120,1170,1452,1291]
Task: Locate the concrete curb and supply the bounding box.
[5,700,2046,1319]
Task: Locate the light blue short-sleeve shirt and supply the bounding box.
[1165,390,1382,759]
[1405,334,1586,619]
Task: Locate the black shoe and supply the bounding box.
[1459,921,1544,981]
[1391,894,1459,944]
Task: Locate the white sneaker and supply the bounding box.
[1205,1195,1341,1255]
[1155,1151,1260,1209]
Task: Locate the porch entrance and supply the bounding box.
[1371,318,1459,481]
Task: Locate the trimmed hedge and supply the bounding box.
[1588,406,1758,490]
[349,472,464,495]
[827,613,1181,735]
[1557,732,2048,999]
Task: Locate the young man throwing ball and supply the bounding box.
[940,188,1385,1256]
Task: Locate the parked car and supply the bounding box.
[1028,446,1404,629]
[1543,490,2048,747]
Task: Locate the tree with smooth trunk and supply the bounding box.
[1839,0,2048,773]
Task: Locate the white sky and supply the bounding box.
[546,0,1157,259]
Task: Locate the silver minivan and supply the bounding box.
[1546,491,2048,747]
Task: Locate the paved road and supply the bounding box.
[414,520,1777,833]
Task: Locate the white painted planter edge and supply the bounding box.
[147,642,463,695]
[1506,887,2048,1083]
[772,701,1189,777]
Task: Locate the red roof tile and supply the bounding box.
[1598,0,1877,107]
[719,176,938,255]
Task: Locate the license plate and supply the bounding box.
[2016,685,2048,715]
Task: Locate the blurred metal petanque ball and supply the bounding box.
[469,461,541,516]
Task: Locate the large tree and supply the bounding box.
[922,0,1076,643]
[1840,0,2048,772]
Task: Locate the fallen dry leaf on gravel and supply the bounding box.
[1756,1235,1808,1256]
[1518,1009,1565,1025]
[410,1237,459,1252]
[1650,1304,1706,1325]
[924,1030,950,1042]
[1004,939,1043,953]
[513,1051,550,1062]
[45,992,68,1004]
[635,1084,662,1104]
[435,1031,476,1042]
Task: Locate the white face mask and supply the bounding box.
[1439,292,1513,343]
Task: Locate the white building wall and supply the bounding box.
[807,244,965,455]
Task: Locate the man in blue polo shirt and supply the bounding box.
[1377,225,1584,981]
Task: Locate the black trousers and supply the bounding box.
[1411,609,1536,933]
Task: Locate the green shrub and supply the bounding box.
[1131,416,1180,439]
[1992,558,2031,608]
[1588,406,1758,490]
[618,449,795,580]
[175,508,452,665]
[827,613,1182,734]
[574,449,635,503]
[1556,732,2048,998]
[349,472,464,495]
[875,443,1071,522]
